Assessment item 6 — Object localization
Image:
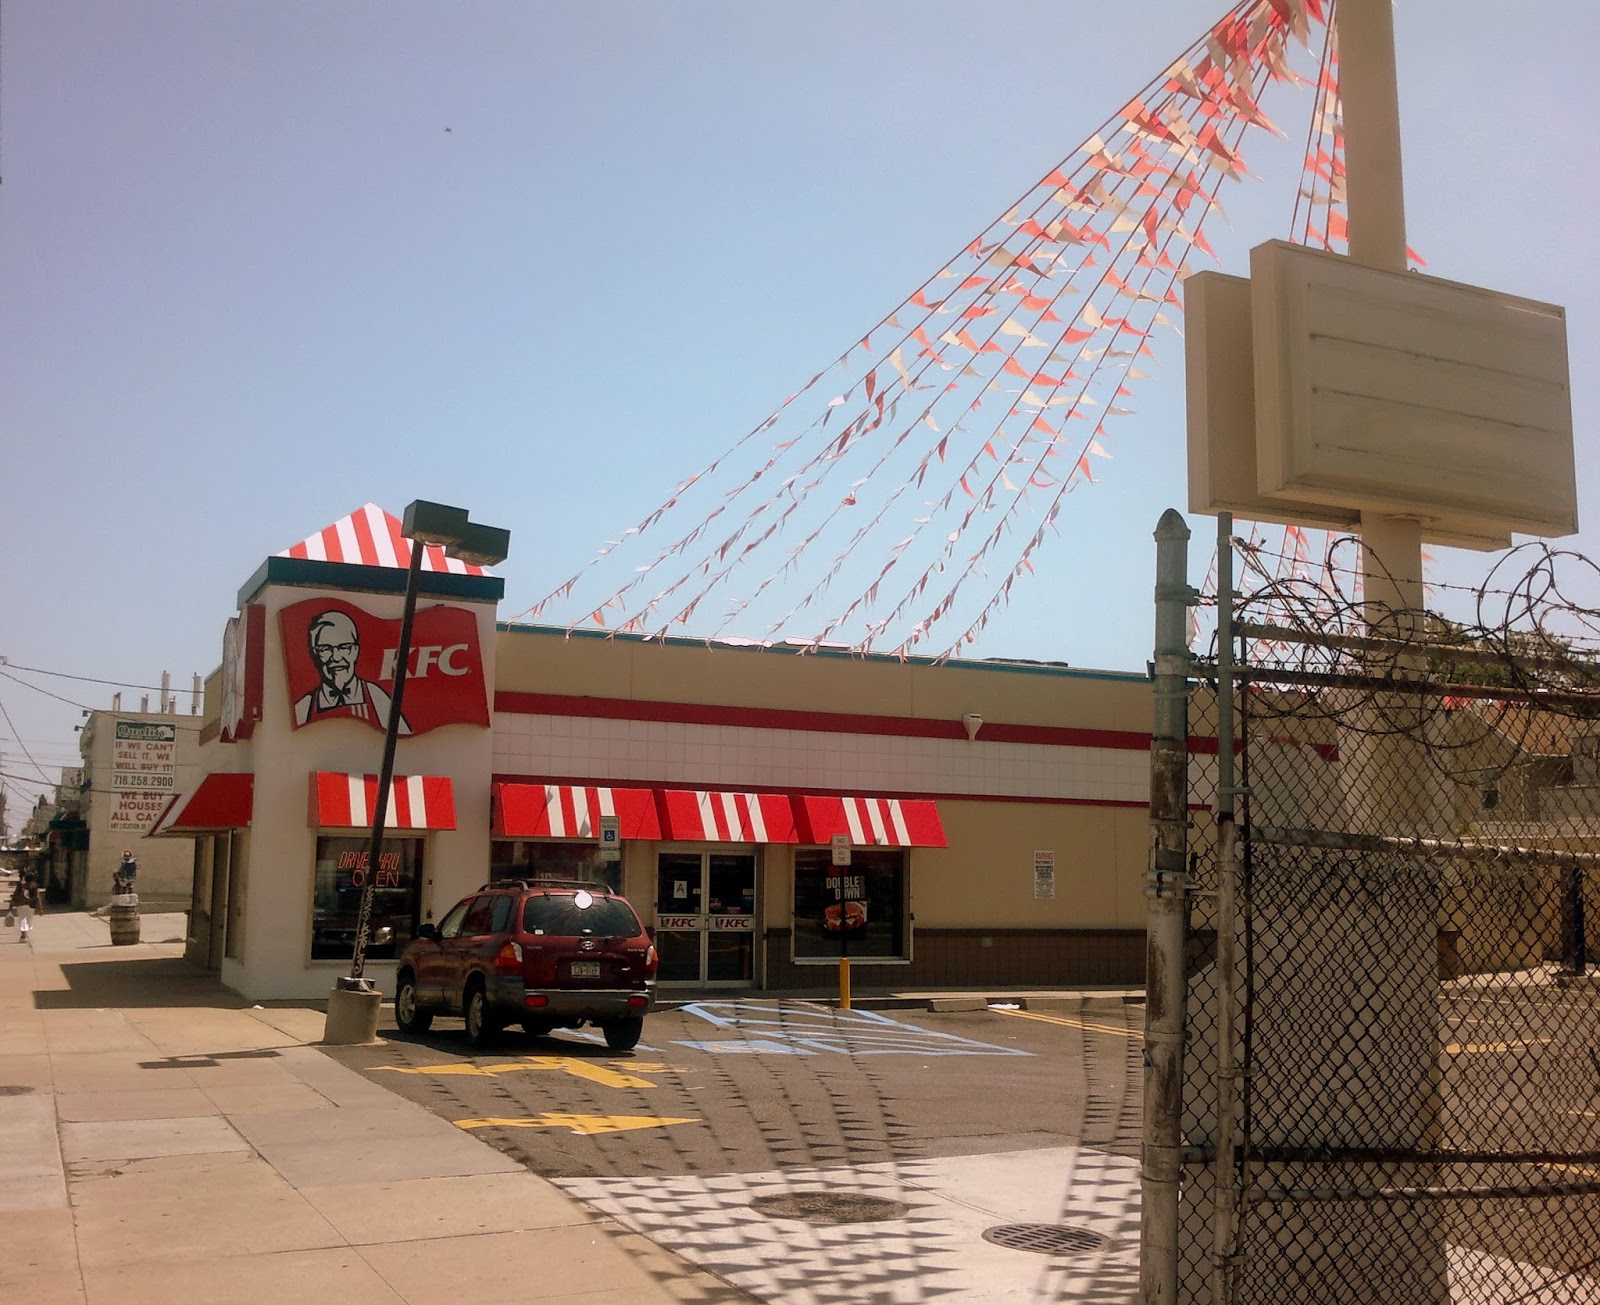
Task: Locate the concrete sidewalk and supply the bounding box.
[0,910,750,1304]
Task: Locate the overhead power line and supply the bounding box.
[0,695,52,783]
[0,659,196,695]
[0,670,93,711]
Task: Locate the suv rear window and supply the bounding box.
[522,895,642,937]
[461,894,514,935]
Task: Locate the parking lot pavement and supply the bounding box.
[323,997,1153,1302]
[558,1145,1143,1304]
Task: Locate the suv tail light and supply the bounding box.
[493,940,523,974]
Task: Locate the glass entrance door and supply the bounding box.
[654,850,757,984]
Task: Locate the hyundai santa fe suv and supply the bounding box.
[393,880,658,1050]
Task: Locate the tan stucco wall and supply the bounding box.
[493,625,1155,946]
[494,626,1150,735]
[915,800,1148,930]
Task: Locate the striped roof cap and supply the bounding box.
[280,503,491,576]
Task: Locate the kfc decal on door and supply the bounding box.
[279,598,489,736]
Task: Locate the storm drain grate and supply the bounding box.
[751,1192,910,1224]
[0,1085,35,1096]
[981,1223,1109,1256]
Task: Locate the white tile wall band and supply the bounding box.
[491,713,1192,806]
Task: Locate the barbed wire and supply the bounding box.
[1199,536,1600,806]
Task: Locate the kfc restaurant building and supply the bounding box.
[157,506,1156,1003]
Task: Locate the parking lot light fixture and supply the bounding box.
[323,500,510,1046]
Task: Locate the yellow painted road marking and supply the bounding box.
[1442,1039,1551,1055]
[1543,1162,1600,1180]
[993,1007,1140,1041]
[525,1057,660,1089]
[700,1042,787,1055]
[374,1056,659,1089]
[456,1112,697,1135]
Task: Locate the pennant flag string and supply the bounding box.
[513,0,1341,659]
[672,19,1288,652]
[894,67,1271,659]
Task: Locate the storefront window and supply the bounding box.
[792,847,907,962]
[310,836,423,961]
[490,840,619,892]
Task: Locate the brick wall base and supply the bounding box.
[759,927,1145,991]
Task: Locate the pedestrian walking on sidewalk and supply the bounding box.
[9,874,42,943]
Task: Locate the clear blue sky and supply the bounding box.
[3,1,1597,824]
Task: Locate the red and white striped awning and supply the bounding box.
[798,795,947,848]
[281,503,491,575]
[308,772,458,831]
[492,783,662,840]
[149,773,254,838]
[660,790,800,844]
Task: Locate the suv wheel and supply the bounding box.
[602,1015,644,1051]
[464,982,499,1048]
[394,971,433,1034]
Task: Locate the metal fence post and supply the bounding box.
[1210,512,1240,1304]
[1571,863,1588,976]
[1143,508,1195,1305]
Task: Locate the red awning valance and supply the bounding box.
[797,795,947,848]
[485,782,944,848]
[660,790,800,844]
[149,774,254,838]
[309,773,457,831]
[492,783,661,840]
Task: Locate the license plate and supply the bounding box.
[569,960,601,978]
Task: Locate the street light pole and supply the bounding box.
[344,533,426,985]
[322,499,511,1044]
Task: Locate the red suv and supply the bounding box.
[393,880,658,1050]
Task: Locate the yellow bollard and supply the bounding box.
[839,956,851,1010]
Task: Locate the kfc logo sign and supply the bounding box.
[279,598,489,736]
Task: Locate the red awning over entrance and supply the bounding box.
[797,795,947,847]
[492,783,662,840]
[659,790,800,844]
[149,773,254,838]
[308,773,457,831]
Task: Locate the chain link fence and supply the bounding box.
[1160,531,1600,1303]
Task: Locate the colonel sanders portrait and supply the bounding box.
[293,610,412,734]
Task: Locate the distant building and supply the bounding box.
[26,769,85,903]
[73,707,205,910]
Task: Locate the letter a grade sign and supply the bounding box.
[279,597,490,736]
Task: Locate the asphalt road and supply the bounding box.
[320,988,1600,1302]
[323,996,1153,1302]
[321,997,1147,1184]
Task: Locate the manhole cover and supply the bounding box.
[982,1223,1109,1256]
[751,1192,910,1224]
[0,1085,35,1097]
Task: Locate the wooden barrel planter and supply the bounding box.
[108,901,141,946]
